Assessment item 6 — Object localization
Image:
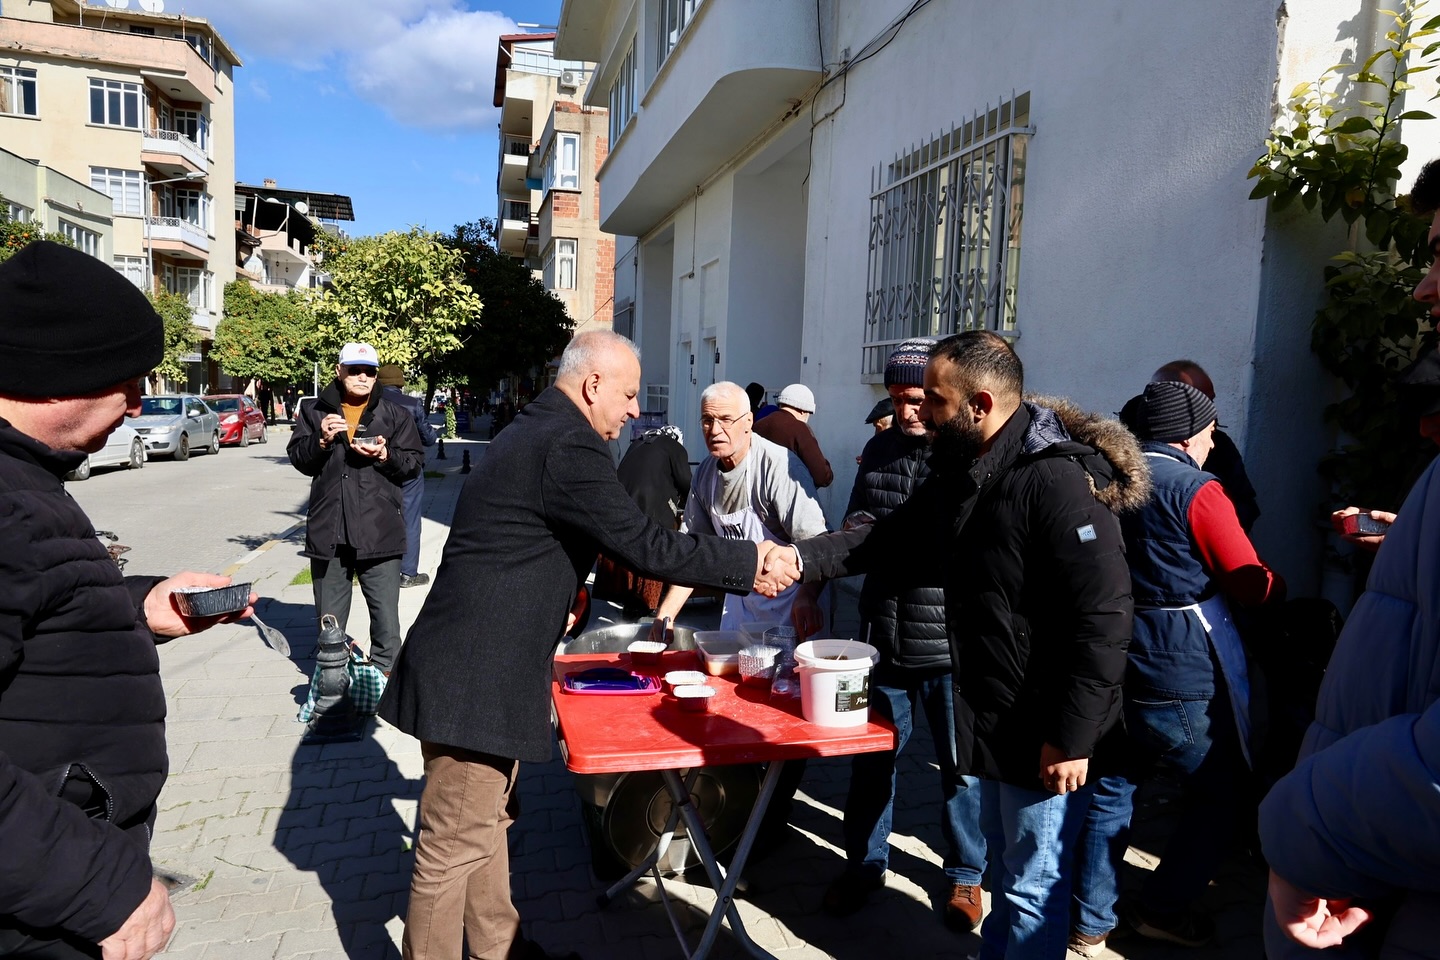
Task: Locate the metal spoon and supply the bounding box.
[249,610,291,657]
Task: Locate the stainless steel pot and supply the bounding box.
[556,621,698,656]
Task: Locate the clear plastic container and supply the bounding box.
[694,630,748,676]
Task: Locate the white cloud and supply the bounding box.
[114,0,517,131]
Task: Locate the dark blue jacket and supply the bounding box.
[1120,442,1219,699]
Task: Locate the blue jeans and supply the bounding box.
[979,779,1092,960]
[1071,692,1243,932]
[841,670,987,885]
[400,474,424,577]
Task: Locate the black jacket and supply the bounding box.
[379,388,759,763]
[845,427,948,673]
[382,385,438,448]
[799,399,1149,786]
[0,420,167,943]
[288,381,424,560]
[617,431,691,528]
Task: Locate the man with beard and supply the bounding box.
[760,331,1145,959]
[821,338,988,931]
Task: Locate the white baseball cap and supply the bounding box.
[777,383,815,413]
[338,342,379,367]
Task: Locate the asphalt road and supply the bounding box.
[67,429,311,579]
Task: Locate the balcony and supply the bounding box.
[585,0,820,235]
[499,199,535,256]
[258,230,309,264]
[142,129,207,177]
[501,137,531,194]
[3,18,217,103]
[145,216,209,257]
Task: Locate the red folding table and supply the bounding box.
[552,651,895,960]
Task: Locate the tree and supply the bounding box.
[147,289,201,387]
[214,281,320,390]
[439,220,575,400]
[309,227,480,373]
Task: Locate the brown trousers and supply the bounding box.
[402,742,521,960]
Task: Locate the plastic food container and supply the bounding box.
[663,669,707,691]
[626,639,667,666]
[739,621,783,645]
[694,630,747,676]
[674,684,716,713]
[172,583,251,617]
[738,644,781,688]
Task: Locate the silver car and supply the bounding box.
[66,423,147,481]
[131,395,221,461]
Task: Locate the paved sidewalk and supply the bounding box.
[148,432,1265,960]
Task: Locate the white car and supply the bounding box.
[66,423,146,481]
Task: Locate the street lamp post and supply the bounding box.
[143,170,206,295]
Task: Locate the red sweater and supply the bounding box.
[1189,480,1285,606]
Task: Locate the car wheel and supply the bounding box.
[258,424,268,444]
[67,457,92,481]
[174,433,190,461]
[128,439,145,470]
[207,431,220,455]
[239,427,250,448]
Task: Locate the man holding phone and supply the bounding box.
[288,342,425,675]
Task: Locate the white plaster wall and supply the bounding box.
[801,0,1289,528]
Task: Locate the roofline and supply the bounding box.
[51,0,244,66]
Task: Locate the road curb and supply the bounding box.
[219,519,306,577]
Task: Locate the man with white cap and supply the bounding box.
[754,382,833,487]
[288,342,425,675]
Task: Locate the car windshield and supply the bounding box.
[209,398,240,412]
[141,397,182,416]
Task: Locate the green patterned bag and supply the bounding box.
[298,644,386,721]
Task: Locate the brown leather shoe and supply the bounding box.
[944,882,983,931]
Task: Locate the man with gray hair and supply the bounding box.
[380,332,773,960]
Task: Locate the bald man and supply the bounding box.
[379,331,772,960]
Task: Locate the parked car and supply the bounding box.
[204,393,268,446]
[66,423,146,481]
[131,395,220,461]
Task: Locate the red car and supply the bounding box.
[204,394,268,446]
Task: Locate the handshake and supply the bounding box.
[754,541,802,597]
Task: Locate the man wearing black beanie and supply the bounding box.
[0,241,255,960]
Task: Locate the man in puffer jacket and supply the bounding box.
[773,331,1149,960]
[1258,156,1440,958]
[821,337,988,932]
[0,241,255,959]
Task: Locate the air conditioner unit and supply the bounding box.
[559,70,580,91]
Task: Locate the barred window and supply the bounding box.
[862,93,1030,380]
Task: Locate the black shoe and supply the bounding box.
[400,573,430,588]
[821,869,886,917]
[1127,903,1214,947]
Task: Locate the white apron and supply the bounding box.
[699,459,798,631]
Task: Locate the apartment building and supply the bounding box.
[0,143,115,254]
[0,0,240,391]
[494,32,618,351]
[234,178,354,294]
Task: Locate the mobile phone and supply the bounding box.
[1342,512,1392,536]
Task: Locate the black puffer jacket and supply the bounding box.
[800,399,1150,786]
[288,380,424,560]
[0,420,166,943]
[845,427,947,673]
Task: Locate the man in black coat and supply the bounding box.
[377,364,438,588]
[0,241,256,960]
[288,343,424,674]
[762,331,1146,960]
[379,330,768,960]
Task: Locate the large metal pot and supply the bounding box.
[558,621,758,876]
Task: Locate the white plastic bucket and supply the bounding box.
[794,639,879,727]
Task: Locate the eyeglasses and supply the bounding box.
[700,412,752,432]
[343,367,378,378]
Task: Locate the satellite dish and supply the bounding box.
[137,0,165,11]
[292,201,309,216]
[104,0,131,8]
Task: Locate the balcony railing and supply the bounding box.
[504,136,531,157]
[501,199,531,222]
[145,216,209,252]
[510,47,590,79]
[143,128,207,169]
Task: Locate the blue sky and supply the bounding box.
[88,0,563,237]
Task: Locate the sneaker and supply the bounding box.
[944,882,983,932]
[1068,930,1110,957]
[820,870,885,917]
[400,573,430,588]
[1128,904,1214,947]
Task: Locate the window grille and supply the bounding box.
[862,93,1031,380]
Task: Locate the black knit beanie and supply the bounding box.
[884,337,936,387]
[0,240,164,397]
[1119,380,1218,443]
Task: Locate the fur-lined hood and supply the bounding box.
[1024,394,1151,513]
